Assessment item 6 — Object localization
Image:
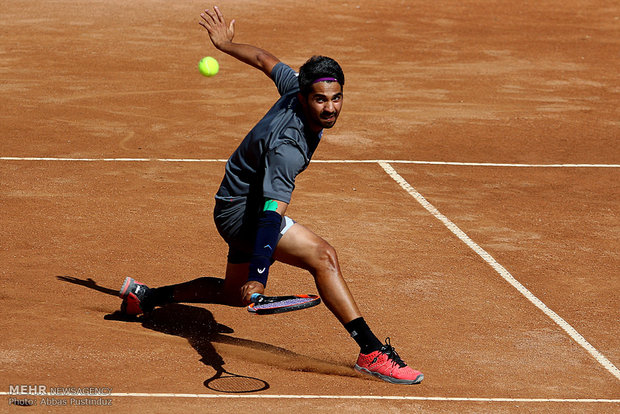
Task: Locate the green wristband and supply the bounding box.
[263,199,278,212]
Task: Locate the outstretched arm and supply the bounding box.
[199,6,280,78]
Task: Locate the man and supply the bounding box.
[119,5,423,385]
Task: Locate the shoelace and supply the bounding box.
[380,337,407,368]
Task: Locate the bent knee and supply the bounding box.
[312,240,340,273]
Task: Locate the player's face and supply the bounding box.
[300,82,343,132]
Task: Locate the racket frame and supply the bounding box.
[247,293,321,315]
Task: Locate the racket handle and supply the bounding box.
[250,293,263,304]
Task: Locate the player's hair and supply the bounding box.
[298,56,345,96]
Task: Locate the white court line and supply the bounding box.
[1,392,618,403]
[0,156,618,167]
[378,162,620,382]
[315,160,620,168]
[0,157,228,163]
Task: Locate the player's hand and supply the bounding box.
[199,6,235,49]
[240,281,264,305]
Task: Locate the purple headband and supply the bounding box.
[313,77,338,84]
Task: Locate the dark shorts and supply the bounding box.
[213,197,295,264]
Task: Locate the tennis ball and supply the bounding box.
[198,56,219,77]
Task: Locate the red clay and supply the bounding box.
[2,0,619,412]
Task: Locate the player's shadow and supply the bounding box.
[107,303,271,393]
[57,276,359,390]
[57,275,267,392]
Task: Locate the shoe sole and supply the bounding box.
[119,277,135,299]
[355,365,424,385]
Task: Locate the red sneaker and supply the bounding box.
[355,338,424,384]
[119,277,153,315]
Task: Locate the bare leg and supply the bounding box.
[273,223,361,324]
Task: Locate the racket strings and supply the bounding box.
[254,297,313,309]
[207,375,268,393]
[248,294,320,314]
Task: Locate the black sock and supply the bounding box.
[148,285,175,307]
[344,317,383,353]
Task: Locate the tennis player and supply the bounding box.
[119,5,423,385]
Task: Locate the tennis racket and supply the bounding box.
[247,293,321,315]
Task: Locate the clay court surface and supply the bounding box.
[2,0,619,412]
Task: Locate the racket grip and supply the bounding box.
[250,293,263,304]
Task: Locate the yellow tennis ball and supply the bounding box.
[198,56,219,77]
